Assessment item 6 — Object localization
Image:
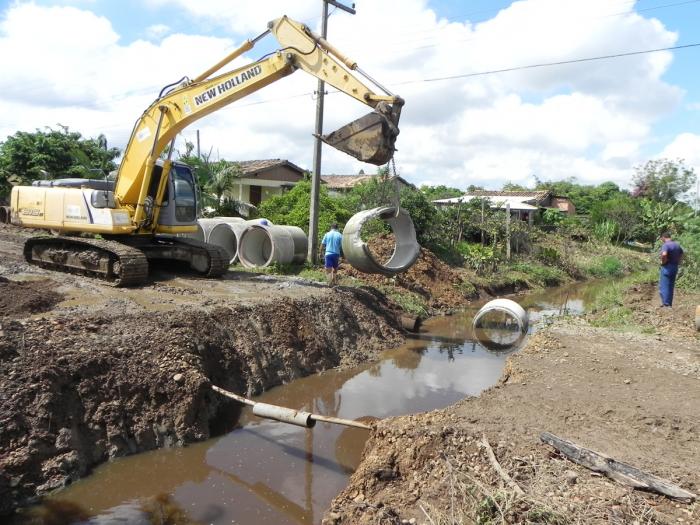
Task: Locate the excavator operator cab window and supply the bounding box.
[172,165,196,223]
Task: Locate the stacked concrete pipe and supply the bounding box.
[238,224,308,268]
[342,206,420,276]
[198,218,239,264]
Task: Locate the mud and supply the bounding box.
[340,236,476,313]
[325,288,700,524]
[0,279,64,319]
[0,224,406,516]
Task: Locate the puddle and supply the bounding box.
[18,281,608,525]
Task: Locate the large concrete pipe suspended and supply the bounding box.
[342,206,420,276]
[238,224,307,268]
[472,298,529,352]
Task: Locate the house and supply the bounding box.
[433,190,576,224]
[321,173,415,196]
[231,159,307,207]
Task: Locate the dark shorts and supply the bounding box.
[324,253,340,269]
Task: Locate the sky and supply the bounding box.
[1,0,699,191]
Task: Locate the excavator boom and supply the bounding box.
[9,15,403,286]
[114,15,403,232]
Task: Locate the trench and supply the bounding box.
[22,280,609,525]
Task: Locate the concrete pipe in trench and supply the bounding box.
[238,224,307,268]
[472,298,529,352]
[341,206,420,276]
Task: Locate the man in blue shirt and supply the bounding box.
[321,223,343,286]
[659,232,684,307]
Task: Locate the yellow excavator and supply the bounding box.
[8,16,403,286]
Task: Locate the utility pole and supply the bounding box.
[307,0,356,264]
[196,129,201,159]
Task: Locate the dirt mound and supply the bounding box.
[0,287,404,516]
[0,279,63,319]
[325,320,700,525]
[624,283,700,340]
[339,236,475,313]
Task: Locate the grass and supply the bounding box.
[587,270,657,330]
[379,286,429,317]
[504,262,568,288]
[584,255,624,278]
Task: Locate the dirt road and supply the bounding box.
[326,287,700,524]
[0,225,406,516]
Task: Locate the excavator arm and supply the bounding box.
[114,15,404,232]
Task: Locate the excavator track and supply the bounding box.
[144,236,229,278]
[24,236,149,287]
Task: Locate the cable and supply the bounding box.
[394,42,700,85]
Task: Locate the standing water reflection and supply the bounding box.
[22,281,607,525]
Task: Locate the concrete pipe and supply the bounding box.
[284,226,309,264]
[252,402,316,428]
[206,223,238,264]
[238,224,297,268]
[472,298,529,352]
[212,216,245,223]
[342,206,420,276]
[695,305,700,332]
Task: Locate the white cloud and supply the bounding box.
[0,0,692,191]
[659,133,700,175]
[146,23,171,39]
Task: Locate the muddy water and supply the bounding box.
[26,281,607,525]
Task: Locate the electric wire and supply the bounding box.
[395,42,700,85]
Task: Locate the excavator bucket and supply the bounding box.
[321,101,402,165]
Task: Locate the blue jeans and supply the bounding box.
[659,264,678,306]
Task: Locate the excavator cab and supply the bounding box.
[321,100,403,166]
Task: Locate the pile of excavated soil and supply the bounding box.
[339,236,475,313]
[325,302,700,524]
[620,282,700,340]
[0,287,404,516]
[0,278,64,319]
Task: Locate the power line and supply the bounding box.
[395,42,700,85]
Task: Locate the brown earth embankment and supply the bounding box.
[0,282,404,516]
[324,287,700,524]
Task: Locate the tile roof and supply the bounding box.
[320,174,376,189]
[238,159,306,175]
[321,174,415,190]
[465,190,551,201]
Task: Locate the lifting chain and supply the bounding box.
[386,156,401,217]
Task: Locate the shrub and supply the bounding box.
[537,246,561,266]
[457,242,498,274]
[509,262,566,286]
[586,256,624,278]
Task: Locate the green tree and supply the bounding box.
[535,178,626,215]
[637,199,694,242]
[419,184,462,201]
[258,180,352,241]
[590,195,641,243]
[0,127,120,198]
[632,158,696,203]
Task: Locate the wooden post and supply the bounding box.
[505,202,511,261]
